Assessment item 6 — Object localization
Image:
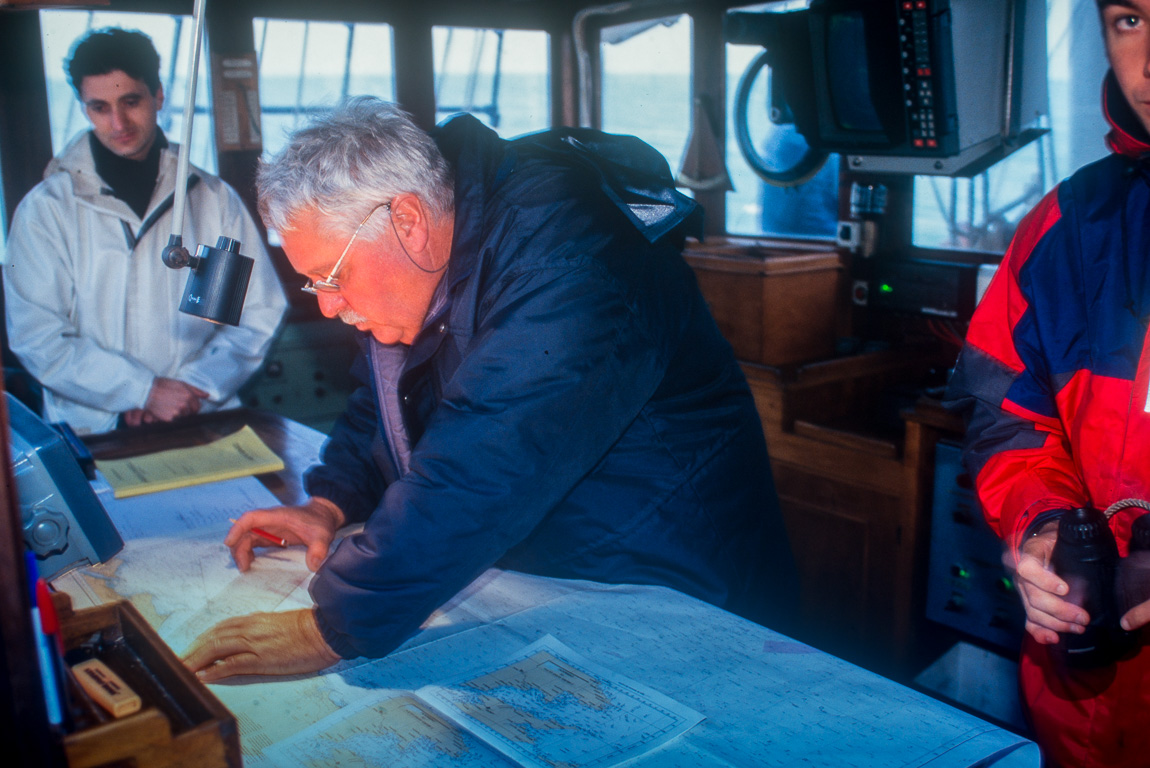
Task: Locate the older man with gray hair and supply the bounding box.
[183,97,797,678]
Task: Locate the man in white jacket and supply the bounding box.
[3,28,287,434]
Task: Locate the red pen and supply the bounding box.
[228,518,286,548]
[36,579,64,656]
[36,577,73,731]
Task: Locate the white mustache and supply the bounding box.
[338,309,368,325]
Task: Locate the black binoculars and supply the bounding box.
[1050,507,1150,668]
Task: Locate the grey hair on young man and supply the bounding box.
[257,97,455,240]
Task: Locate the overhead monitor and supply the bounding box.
[728,0,1049,177]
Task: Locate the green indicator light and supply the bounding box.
[879,283,894,293]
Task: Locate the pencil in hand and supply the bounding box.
[228,518,287,547]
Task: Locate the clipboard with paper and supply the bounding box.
[95,425,285,499]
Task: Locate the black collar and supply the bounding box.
[90,129,168,219]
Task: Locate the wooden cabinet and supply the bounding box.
[685,238,962,675]
[743,353,957,675]
[742,351,943,673]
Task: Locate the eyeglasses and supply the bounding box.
[300,202,391,295]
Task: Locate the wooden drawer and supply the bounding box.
[53,595,240,768]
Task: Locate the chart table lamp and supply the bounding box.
[160,0,253,326]
[163,235,253,326]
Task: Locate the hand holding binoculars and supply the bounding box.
[1050,507,1150,668]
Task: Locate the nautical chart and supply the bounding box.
[263,694,509,768]
[262,635,700,768]
[419,635,702,768]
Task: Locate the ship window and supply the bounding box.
[725,38,839,239]
[432,27,550,136]
[254,19,396,162]
[600,15,692,178]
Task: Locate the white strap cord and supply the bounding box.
[1103,498,1150,519]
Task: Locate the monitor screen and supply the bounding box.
[825,11,884,134]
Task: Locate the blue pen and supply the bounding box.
[25,551,64,727]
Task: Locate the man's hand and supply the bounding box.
[1014,521,1089,644]
[181,608,341,682]
[226,497,346,572]
[121,408,152,427]
[145,377,209,422]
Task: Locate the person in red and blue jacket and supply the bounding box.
[946,2,1150,764]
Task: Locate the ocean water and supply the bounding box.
[40,71,1075,248]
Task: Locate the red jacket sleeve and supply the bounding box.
[947,187,1089,557]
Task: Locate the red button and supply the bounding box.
[903,1,913,9]
[926,139,937,148]
[916,1,927,8]
[914,138,924,147]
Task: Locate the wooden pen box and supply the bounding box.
[683,238,844,367]
[52,593,241,768]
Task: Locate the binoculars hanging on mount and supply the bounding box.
[1050,507,1150,668]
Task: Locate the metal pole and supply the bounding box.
[170,0,207,243]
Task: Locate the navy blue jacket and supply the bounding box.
[306,115,797,658]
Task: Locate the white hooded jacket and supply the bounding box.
[3,131,288,433]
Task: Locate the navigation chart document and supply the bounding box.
[263,635,703,768]
[93,474,282,540]
[96,425,285,498]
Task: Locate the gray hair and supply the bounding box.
[257,97,454,240]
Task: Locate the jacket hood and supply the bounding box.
[44,131,105,196]
[433,114,702,246]
[44,130,185,199]
[1104,69,1150,159]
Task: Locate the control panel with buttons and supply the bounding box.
[898,0,942,152]
[925,440,1025,651]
